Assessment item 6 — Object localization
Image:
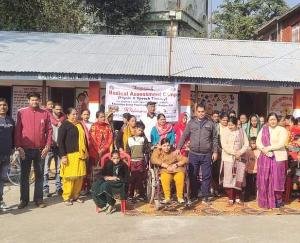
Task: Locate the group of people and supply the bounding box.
[1,92,300,214]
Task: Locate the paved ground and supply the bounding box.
[1,181,300,243]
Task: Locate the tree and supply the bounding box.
[86,0,150,35]
[212,0,288,40]
[0,0,94,33]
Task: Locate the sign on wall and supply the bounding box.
[269,94,293,116]
[105,82,179,121]
[12,86,43,120]
[197,92,238,115]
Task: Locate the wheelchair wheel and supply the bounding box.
[146,169,156,204]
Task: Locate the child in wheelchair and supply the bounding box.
[151,138,188,204]
[127,121,150,202]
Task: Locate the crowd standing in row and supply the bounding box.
[1,93,300,213]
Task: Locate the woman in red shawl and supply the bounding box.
[89,111,113,166]
[173,112,189,155]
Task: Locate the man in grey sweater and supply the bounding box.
[176,104,218,204]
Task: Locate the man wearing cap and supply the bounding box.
[140,102,157,143]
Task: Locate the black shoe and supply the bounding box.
[35,200,47,208]
[43,191,51,198]
[17,201,28,209]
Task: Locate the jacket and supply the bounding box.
[151,148,188,173]
[177,117,218,154]
[15,107,52,149]
[0,116,15,156]
[102,160,129,183]
[58,120,84,157]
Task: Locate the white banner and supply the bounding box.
[269,94,293,116]
[105,82,179,121]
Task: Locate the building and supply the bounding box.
[0,31,300,121]
[256,3,300,42]
[145,0,208,37]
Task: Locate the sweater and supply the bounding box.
[15,107,53,149]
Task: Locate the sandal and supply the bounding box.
[106,205,116,214]
[64,200,73,206]
[73,198,84,203]
[96,205,109,213]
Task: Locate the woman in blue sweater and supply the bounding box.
[150,113,175,147]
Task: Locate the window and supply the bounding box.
[292,23,300,43]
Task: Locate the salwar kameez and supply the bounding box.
[60,123,87,201]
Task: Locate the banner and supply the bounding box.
[105,82,179,121]
[269,94,293,116]
[12,86,43,120]
[197,92,238,115]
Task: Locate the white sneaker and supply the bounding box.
[0,201,9,211]
[177,198,185,204]
[161,199,171,204]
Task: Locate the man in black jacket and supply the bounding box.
[176,104,218,204]
[0,98,15,211]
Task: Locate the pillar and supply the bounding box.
[180,84,191,117]
[88,81,100,122]
[293,89,300,118]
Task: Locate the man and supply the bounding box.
[45,100,54,113]
[140,102,157,143]
[43,103,65,197]
[176,104,218,204]
[239,113,248,131]
[0,98,14,211]
[211,110,219,124]
[15,92,53,209]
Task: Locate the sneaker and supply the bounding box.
[96,204,109,213]
[202,197,212,206]
[17,201,28,209]
[227,200,234,207]
[106,205,116,214]
[43,191,51,198]
[0,201,9,211]
[136,195,147,202]
[161,199,171,204]
[177,198,185,204]
[235,199,243,205]
[35,201,47,208]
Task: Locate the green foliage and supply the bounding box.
[87,0,150,34]
[0,0,93,33]
[212,0,289,40]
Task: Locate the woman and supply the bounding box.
[58,108,88,206]
[220,116,249,205]
[151,138,188,204]
[173,112,189,155]
[218,112,229,139]
[256,113,288,209]
[91,150,129,214]
[245,114,261,139]
[116,115,136,152]
[150,113,175,147]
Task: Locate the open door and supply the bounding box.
[50,88,75,112]
[0,86,12,115]
[239,92,267,117]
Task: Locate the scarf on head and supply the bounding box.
[173,113,187,133]
[156,122,173,139]
[245,114,262,138]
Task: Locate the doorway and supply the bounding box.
[239,92,267,117]
[0,86,12,115]
[50,88,75,112]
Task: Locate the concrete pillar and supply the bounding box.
[293,89,300,118]
[88,81,100,122]
[180,84,191,117]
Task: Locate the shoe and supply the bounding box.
[136,195,147,202]
[54,189,63,196]
[177,198,185,204]
[202,198,212,206]
[161,199,171,204]
[235,199,243,205]
[106,205,116,214]
[43,191,51,198]
[73,198,84,203]
[18,201,28,209]
[35,201,47,208]
[96,204,109,213]
[127,197,135,204]
[64,200,73,206]
[227,200,234,207]
[0,201,9,211]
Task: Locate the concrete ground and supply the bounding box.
[1,181,299,243]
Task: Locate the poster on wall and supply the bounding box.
[12,86,43,120]
[269,94,293,116]
[75,88,89,116]
[105,82,179,121]
[197,92,238,115]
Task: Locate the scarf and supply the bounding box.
[173,113,187,145]
[245,115,262,138]
[155,122,173,139]
[123,125,135,151]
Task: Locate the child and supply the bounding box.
[127,121,150,202]
[244,137,260,201]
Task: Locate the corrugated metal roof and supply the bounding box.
[0,31,300,83]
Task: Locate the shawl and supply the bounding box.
[155,122,173,140]
[245,115,262,138]
[122,125,135,151]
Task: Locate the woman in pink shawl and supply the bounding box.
[150,113,175,147]
[256,113,288,208]
[173,112,189,155]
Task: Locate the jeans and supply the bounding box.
[0,155,9,201]
[20,149,44,203]
[188,151,212,199]
[43,146,61,193]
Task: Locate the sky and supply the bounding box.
[212,0,300,10]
